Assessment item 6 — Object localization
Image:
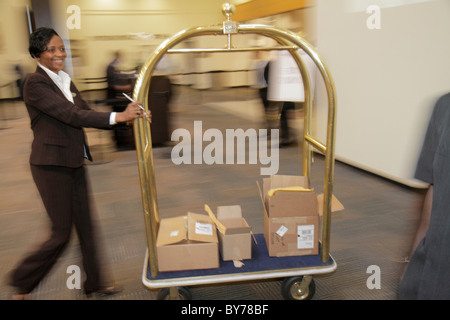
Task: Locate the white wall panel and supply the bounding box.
[314,0,450,187]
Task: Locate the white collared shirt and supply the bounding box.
[38,63,116,124]
[39,63,74,102]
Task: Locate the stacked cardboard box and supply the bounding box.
[214,205,252,261]
[156,212,219,272]
[260,175,320,257]
[155,175,343,272]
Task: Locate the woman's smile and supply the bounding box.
[38,35,66,73]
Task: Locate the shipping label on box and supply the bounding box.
[156,212,219,272]
[297,224,315,249]
[264,214,319,257]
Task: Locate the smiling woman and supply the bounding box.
[28,28,67,73]
[7,27,150,300]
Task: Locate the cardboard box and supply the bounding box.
[259,175,320,257]
[215,205,252,261]
[317,193,345,216]
[263,175,318,217]
[156,212,219,272]
[263,211,319,257]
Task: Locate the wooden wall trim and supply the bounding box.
[233,0,316,21]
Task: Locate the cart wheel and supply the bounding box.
[157,286,192,300]
[282,276,316,300]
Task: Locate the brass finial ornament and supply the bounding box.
[222,3,238,35]
[222,2,235,21]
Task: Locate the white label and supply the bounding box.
[169,230,179,237]
[297,225,314,249]
[276,225,288,237]
[195,222,213,235]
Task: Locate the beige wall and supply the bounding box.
[0,0,227,95]
[0,0,314,95]
[63,0,225,89]
[0,0,34,98]
[314,0,450,187]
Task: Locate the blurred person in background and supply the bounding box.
[14,64,24,100]
[398,93,450,299]
[106,50,138,149]
[106,50,133,102]
[251,49,279,138]
[278,101,296,147]
[250,50,270,112]
[8,27,150,299]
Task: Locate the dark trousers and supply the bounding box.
[280,101,295,141]
[10,165,102,294]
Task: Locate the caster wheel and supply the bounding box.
[282,276,316,300]
[157,286,192,300]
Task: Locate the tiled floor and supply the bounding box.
[0,86,425,300]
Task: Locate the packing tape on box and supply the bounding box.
[204,204,227,234]
[266,186,314,197]
[233,260,245,268]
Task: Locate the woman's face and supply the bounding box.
[37,35,66,73]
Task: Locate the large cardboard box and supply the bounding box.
[260,175,320,257]
[215,205,252,261]
[156,212,219,272]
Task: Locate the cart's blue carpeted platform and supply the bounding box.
[145,234,334,281]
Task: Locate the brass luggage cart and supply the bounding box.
[133,3,337,300]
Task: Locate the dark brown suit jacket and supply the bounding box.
[9,68,114,294]
[23,66,112,167]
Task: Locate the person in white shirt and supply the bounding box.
[8,27,150,299]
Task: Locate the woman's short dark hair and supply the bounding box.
[28,27,59,58]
